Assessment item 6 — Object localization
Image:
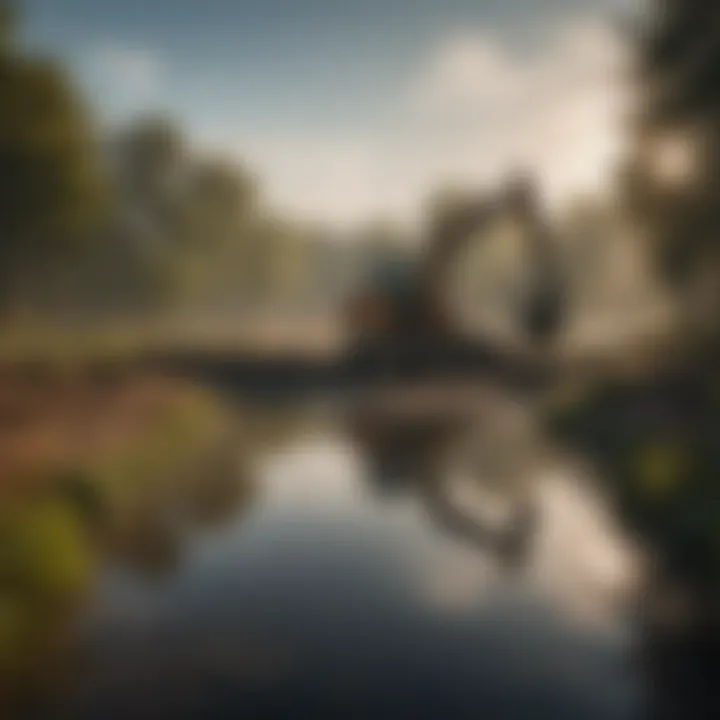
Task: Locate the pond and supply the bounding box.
[1,383,643,719]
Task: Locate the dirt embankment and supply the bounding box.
[0,364,198,494]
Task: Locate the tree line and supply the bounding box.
[0,3,414,323]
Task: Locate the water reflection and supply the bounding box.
[0,389,646,719]
[56,396,638,720]
[346,389,543,568]
[106,443,256,580]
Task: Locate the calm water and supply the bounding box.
[43,395,643,720]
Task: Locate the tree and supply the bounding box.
[551,12,720,709]
[106,118,260,309]
[111,116,186,249]
[625,1,720,332]
[180,158,258,296]
[0,4,107,309]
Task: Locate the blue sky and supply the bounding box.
[22,0,633,225]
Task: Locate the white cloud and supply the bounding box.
[402,17,632,210]
[208,16,631,229]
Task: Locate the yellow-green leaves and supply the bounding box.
[0,498,93,601]
[633,441,691,501]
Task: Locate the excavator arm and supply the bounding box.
[421,176,566,346]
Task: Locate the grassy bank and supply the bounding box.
[0,368,251,712]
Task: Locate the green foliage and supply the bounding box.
[627,2,720,299]
[0,14,107,306]
[0,495,93,704]
[550,371,720,593]
[102,115,276,310]
[0,10,343,319]
[0,498,93,602]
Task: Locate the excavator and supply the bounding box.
[344,174,567,567]
[344,174,565,380]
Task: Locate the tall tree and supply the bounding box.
[0,3,107,308]
[626,1,720,334]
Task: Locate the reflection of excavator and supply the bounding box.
[347,394,541,570]
[345,175,565,377]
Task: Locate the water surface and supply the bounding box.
[56,400,641,719]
